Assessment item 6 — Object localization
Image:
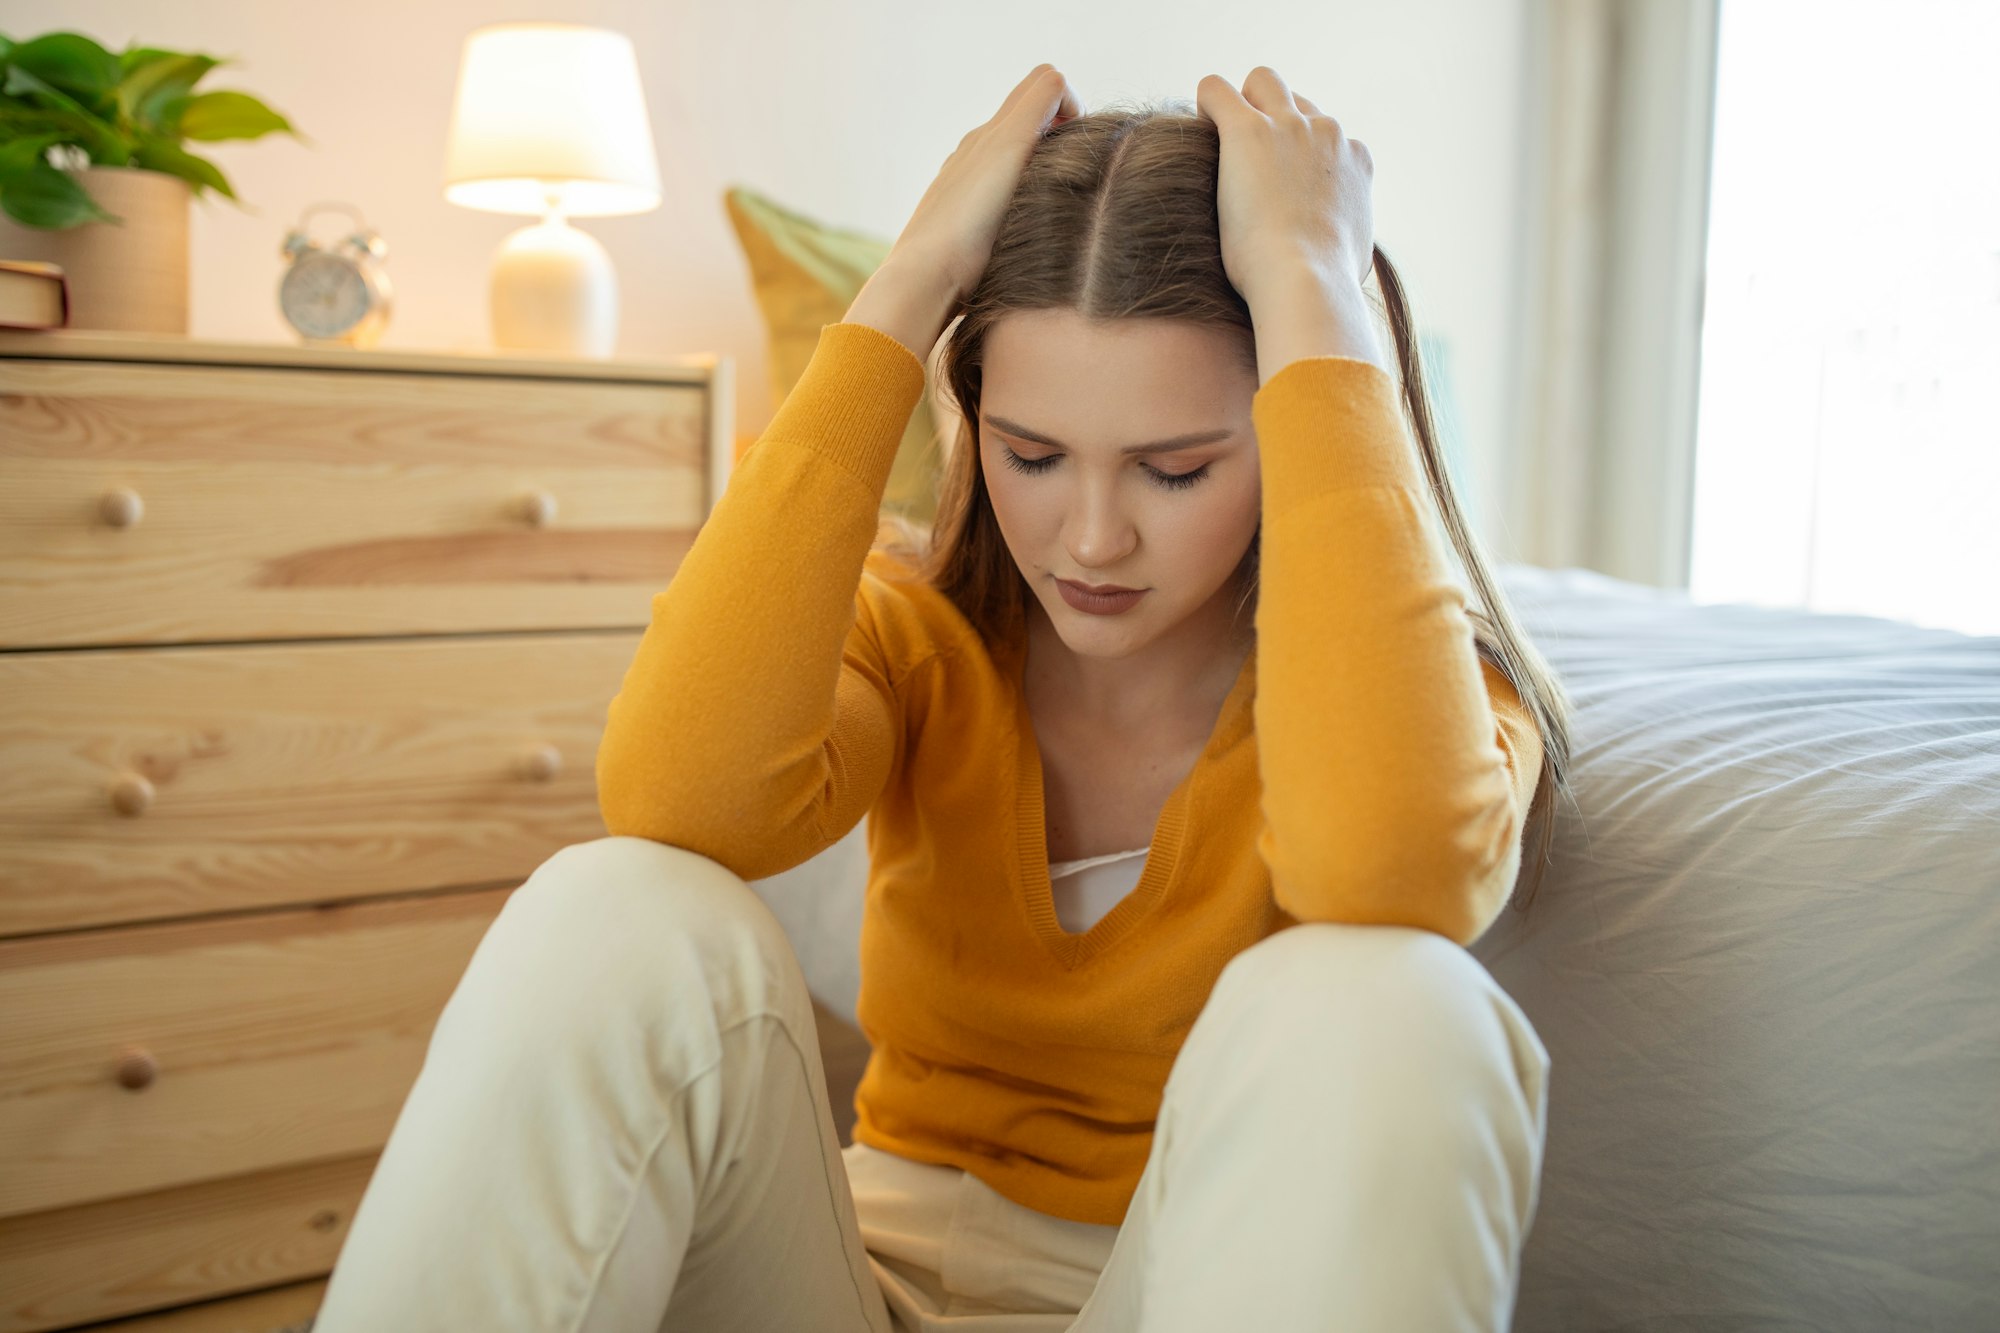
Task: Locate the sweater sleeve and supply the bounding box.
[1248,354,1543,946]
[595,321,929,881]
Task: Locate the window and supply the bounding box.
[1688,0,1998,636]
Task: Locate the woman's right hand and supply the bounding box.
[849,63,1084,355]
[894,62,1084,302]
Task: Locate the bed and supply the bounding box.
[749,560,2000,1330]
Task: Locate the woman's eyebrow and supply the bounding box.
[982,413,1234,456]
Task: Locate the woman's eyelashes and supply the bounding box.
[998,447,1211,491]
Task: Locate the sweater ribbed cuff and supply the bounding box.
[757,321,930,489]
[1251,355,1428,512]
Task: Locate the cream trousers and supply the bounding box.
[313,835,1550,1333]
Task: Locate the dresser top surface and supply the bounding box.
[0,326,724,386]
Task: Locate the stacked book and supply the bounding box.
[0,260,70,330]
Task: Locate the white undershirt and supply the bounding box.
[1047,846,1151,934]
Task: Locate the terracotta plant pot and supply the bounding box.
[0,165,191,334]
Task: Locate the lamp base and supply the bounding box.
[490,214,618,357]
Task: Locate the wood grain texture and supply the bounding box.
[0,632,638,937]
[0,357,706,648]
[0,332,731,1330]
[0,886,508,1221]
[0,326,726,385]
[65,1279,327,1333]
[0,1156,353,1333]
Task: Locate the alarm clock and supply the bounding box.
[278,202,393,347]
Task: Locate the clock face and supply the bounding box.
[280,252,371,338]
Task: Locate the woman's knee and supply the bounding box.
[1196,921,1550,1106]
[472,835,813,1038]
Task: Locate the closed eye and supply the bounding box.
[999,448,1211,491]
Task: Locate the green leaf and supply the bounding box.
[119,52,223,130]
[0,160,122,229]
[0,105,95,137]
[2,64,128,163]
[5,61,87,108]
[0,131,64,175]
[8,31,121,100]
[173,89,294,142]
[0,37,294,221]
[117,46,181,78]
[130,136,235,201]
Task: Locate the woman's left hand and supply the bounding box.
[1195,67,1375,314]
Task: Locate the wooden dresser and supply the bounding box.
[0,329,732,1332]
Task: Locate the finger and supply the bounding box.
[1295,91,1347,141]
[995,62,1055,119]
[1041,70,1086,129]
[1242,65,1299,118]
[1195,72,1257,126]
[1002,64,1084,133]
[1055,74,1085,123]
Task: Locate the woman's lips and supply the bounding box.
[1056,577,1147,616]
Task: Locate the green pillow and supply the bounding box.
[723,184,945,527]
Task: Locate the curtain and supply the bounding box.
[1503,0,1720,589]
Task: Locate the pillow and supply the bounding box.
[723,184,950,528]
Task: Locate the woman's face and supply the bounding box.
[978,308,1262,661]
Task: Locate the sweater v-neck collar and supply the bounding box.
[1005,624,1258,969]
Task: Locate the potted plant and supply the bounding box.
[0,30,306,334]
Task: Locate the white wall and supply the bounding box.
[4,0,1533,543]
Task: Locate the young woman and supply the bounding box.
[315,63,1575,1333]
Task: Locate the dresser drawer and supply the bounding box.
[0,356,706,649]
[0,886,507,1223]
[1,1174,340,1333]
[0,632,638,937]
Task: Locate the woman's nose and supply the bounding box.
[1065,494,1137,563]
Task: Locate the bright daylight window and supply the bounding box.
[1689,0,1998,636]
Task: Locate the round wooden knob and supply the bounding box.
[518,743,562,782]
[116,1047,159,1090]
[109,772,155,816]
[516,489,558,527]
[99,487,144,528]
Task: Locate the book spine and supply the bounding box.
[0,266,72,331]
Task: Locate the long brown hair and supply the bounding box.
[875,101,1574,915]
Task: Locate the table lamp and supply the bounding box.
[443,22,661,358]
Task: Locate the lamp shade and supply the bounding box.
[444,23,662,217]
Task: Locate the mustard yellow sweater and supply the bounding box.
[596,319,1542,1227]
